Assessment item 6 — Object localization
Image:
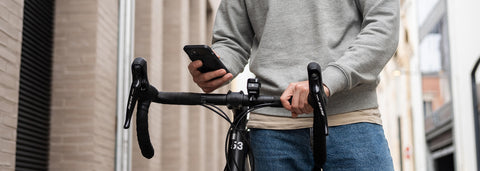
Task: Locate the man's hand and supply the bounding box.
[280,81,330,118]
[188,60,233,93]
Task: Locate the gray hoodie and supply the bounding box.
[212,0,399,117]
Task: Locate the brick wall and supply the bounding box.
[0,0,232,170]
[0,0,24,170]
[131,0,229,170]
[94,0,118,169]
[161,0,191,170]
[49,0,118,170]
[132,0,163,170]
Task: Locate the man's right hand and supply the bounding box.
[188,60,233,93]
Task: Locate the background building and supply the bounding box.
[0,0,231,170]
[377,0,417,170]
[409,0,480,170]
[417,0,455,170]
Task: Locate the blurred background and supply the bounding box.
[1,0,480,170]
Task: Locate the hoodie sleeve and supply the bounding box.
[210,0,254,77]
[321,0,400,95]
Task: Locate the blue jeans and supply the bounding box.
[249,122,394,171]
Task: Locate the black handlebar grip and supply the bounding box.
[155,92,204,105]
[255,96,283,107]
[136,99,155,159]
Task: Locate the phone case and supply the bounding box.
[184,45,230,73]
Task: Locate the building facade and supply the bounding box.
[410,0,480,170]
[376,1,417,171]
[0,0,24,170]
[445,0,480,170]
[365,0,480,170]
[0,0,230,170]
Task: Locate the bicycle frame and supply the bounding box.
[227,107,251,171]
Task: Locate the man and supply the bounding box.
[188,0,399,170]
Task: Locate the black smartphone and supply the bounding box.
[183,45,230,73]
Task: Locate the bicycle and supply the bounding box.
[123,57,328,171]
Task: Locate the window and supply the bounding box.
[15,0,55,170]
[424,101,433,117]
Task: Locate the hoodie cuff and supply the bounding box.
[212,46,244,77]
[322,65,349,96]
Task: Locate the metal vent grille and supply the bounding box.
[15,0,55,170]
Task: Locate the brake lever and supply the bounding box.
[307,62,328,135]
[124,57,149,129]
[124,80,140,129]
[307,62,328,171]
[123,57,156,159]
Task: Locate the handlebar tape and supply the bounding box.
[155,92,208,105]
[136,85,159,159]
[154,92,283,107]
[255,96,283,107]
[136,99,155,159]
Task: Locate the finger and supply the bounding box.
[291,112,298,118]
[298,87,311,114]
[291,88,303,115]
[188,61,204,85]
[197,69,227,82]
[213,73,233,84]
[323,85,331,97]
[280,84,295,111]
[198,73,233,93]
[203,73,233,89]
[305,105,313,114]
[188,60,203,75]
[202,87,214,93]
